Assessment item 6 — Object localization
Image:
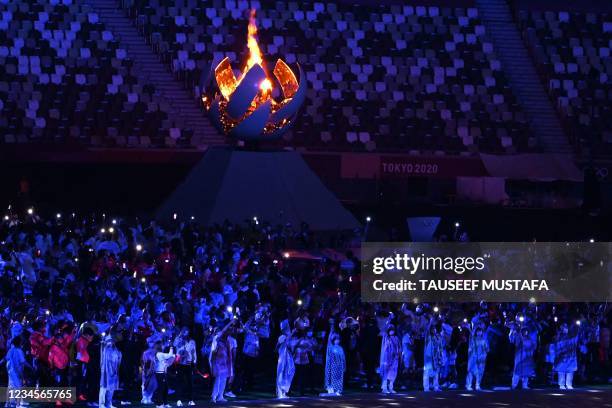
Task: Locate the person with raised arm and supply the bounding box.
[153,341,176,408]
[465,322,489,391]
[209,319,236,403]
[324,319,346,396]
[173,327,197,406]
[423,316,445,392]
[553,322,580,390]
[240,316,260,392]
[140,340,159,405]
[509,322,536,390]
[99,332,122,408]
[379,314,400,394]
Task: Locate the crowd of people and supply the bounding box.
[0,209,610,408]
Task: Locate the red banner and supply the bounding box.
[380,155,487,178]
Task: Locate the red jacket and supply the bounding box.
[48,333,74,370]
[30,331,54,364]
[75,336,91,364]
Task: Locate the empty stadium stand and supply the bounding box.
[119,0,534,153]
[477,0,571,153]
[88,0,223,147]
[512,0,611,155]
[0,0,200,147]
[7,0,605,156]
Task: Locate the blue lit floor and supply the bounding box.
[58,386,612,408]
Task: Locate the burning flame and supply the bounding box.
[260,78,272,92]
[208,7,305,137]
[213,9,275,103]
[242,9,272,100]
[245,9,265,75]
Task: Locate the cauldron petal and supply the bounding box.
[270,64,306,124]
[229,100,271,140]
[226,64,266,119]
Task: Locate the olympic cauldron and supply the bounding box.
[203,10,306,140]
